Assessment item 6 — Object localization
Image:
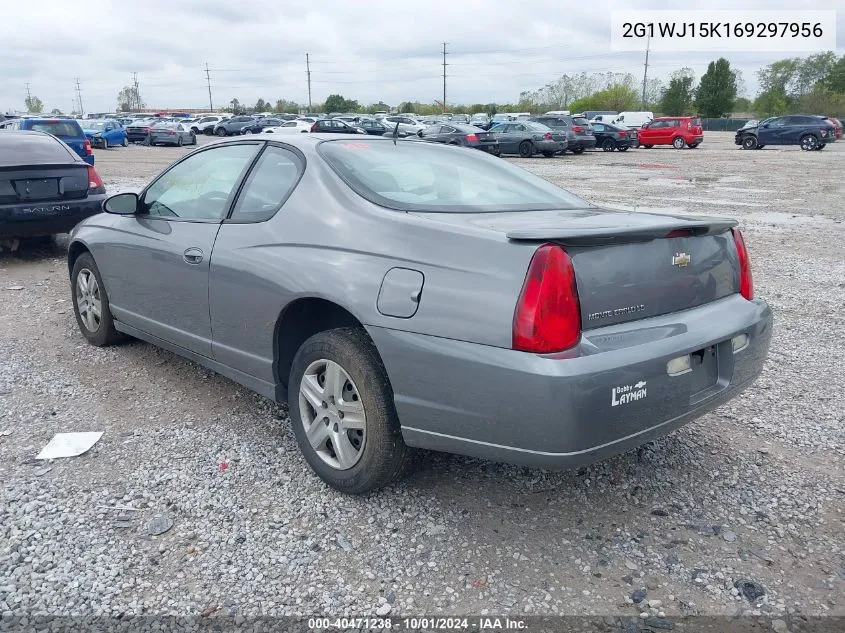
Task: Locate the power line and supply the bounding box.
[442,42,448,112]
[74,78,83,116]
[306,53,312,110]
[205,62,213,111]
[641,35,650,109]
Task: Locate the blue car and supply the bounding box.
[81,119,128,149]
[4,118,94,164]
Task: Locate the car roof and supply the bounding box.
[0,130,77,166]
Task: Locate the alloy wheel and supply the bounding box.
[75,269,102,332]
[299,359,366,471]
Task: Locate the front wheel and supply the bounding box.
[71,253,124,347]
[243,128,253,135]
[190,132,197,145]
[518,140,534,158]
[177,136,183,147]
[601,138,615,151]
[742,136,758,150]
[800,134,818,151]
[571,146,585,154]
[215,128,227,137]
[815,144,826,150]
[289,327,411,494]
[672,136,685,149]
[102,138,108,149]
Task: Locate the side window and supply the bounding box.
[513,124,526,132]
[769,118,786,127]
[230,146,304,222]
[593,124,604,131]
[140,144,259,220]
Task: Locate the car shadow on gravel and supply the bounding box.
[0,234,69,263]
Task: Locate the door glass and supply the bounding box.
[140,144,259,220]
[230,146,303,222]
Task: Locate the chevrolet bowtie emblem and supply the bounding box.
[672,252,691,267]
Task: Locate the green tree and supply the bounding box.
[569,84,640,113]
[754,89,790,117]
[324,94,349,113]
[695,58,738,118]
[659,68,695,116]
[825,54,845,93]
[273,99,299,114]
[25,95,44,113]
[254,97,267,112]
[733,97,753,112]
[117,85,144,112]
[228,98,242,113]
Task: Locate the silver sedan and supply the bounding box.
[149,122,197,147]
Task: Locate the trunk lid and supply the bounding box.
[413,208,740,328]
[0,164,90,205]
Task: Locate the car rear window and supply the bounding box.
[690,118,701,126]
[319,139,591,213]
[27,121,83,137]
[0,133,75,166]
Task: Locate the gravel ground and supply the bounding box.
[0,132,843,621]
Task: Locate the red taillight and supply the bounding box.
[618,131,627,138]
[665,229,692,238]
[310,123,318,132]
[87,165,104,191]
[512,244,581,353]
[572,125,583,133]
[83,139,92,155]
[543,132,553,140]
[465,133,478,142]
[731,228,753,300]
[166,130,176,135]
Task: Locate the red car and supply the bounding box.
[638,116,704,149]
[826,117,842,139]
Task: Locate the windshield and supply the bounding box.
[28,121,83,136]
[84,121,105,130]
[319,139,591,213]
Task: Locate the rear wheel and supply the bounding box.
[289,327,411,494]
[742,136,758,150]
[243,128,253,135]
[71,253,124,347]
[518,140,535,158]
[541,150,555,158]
[601,138,615,151]
[215,128,227,137]
[800,134,818,151]
[672,136,685,149]
[571,146,585,155]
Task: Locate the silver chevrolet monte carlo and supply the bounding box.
[67,135,772,494]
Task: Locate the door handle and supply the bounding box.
[183,247,204,264]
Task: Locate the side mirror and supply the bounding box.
[103,192,139,215]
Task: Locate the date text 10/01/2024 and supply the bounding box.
[307,617,528,630]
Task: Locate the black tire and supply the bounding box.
[618,145,629,151]
[541,150,555,158]
[815,144,825,150]
[688,143,700,148]
[121,136,128,147]
[215,128,227,137]
[518,140,534,158]
[102,138,108,149]
[190,132,197,145]
[177,136,183,147]
[143,135,151,146]
[643,144,653,149]
[672,136,685,149]
[70,253,124,347]
[289,327,411,494]
[799,134,818,151]
[571,146,585,154]
[601,138,615,151]
[742,136,758,150]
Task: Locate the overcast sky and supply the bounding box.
[2,0,842,113]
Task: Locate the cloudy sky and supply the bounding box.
[2,0,842,113]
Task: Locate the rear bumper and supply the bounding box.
[0,196,105,238]
[535,140,565,152]
[368,294,772,469]
[126,132,149,142]
[571,136,597,150]
[150,136,178,145]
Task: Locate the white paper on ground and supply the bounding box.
[36,432,103,460]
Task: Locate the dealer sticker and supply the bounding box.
[612,381,648,407]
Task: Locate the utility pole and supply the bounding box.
[132,72,139,110]
[641,34,650,109]
[25,83,32,110]
[75,78,83,116]
[442,42,448,112]
[204,63,213,111]
[305,53,312,111]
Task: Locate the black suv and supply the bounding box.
[735,115,836,151]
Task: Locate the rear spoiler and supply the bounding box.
[506,217,737,245]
